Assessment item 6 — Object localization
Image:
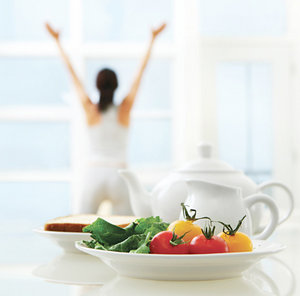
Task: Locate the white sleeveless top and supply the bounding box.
[86,105,129,167]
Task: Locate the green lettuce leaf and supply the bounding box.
[134,216,169,237]
[95,242,107,250]
[82,239,108,250]
[83,218,135,245]
[108,234,146,252]
[130,232,151,254]
[82,240,97,249]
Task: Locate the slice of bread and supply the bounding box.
[44,214,137,232]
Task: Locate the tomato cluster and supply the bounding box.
[149,204,253,255]
[150,230,230,254]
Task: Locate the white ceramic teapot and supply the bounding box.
[119,143,294,233]
[181,180,279,239]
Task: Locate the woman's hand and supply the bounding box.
[45,22,60,41]
[151,23,166,40]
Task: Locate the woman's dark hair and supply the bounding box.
[96,68,118,112]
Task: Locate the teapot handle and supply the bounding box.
[258,181,294,225]
[244,193,279,240]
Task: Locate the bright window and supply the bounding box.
[199,0,286,36]
[0,0,70,41]
[216,63,273,183]
[82,0,174,42]
[199,0,287,183]
[0,58,69,105]
[0,122,70,170]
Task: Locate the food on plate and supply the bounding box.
[44,214,136,232]
[217,215,253,252]
[81,211,253,255]
[189,223,229,254]
[167,203,203,243]
[150,231,189,254]
[82,216,169,253]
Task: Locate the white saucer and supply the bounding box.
[75,240,285,281]
[34,228,91,254]
[32,252,116,285]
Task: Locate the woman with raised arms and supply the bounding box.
[46,22,166,215]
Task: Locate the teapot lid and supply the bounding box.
[178,142,236,173]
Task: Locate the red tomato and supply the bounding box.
[150,231,189,254]
[189,234,229,254]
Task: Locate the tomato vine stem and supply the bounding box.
[217,215,247,236]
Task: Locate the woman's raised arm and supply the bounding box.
[45,23,92,110]
[118,23,166,126]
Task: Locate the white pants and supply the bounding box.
[73,166,132,215]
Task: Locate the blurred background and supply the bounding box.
[0,0,300,274]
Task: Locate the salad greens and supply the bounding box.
[130,232,152,254]
[108,234,146,252]
[83,218,134,245]
[134,216,169,237]
[82,216,169,254]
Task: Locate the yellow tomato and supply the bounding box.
[168,220,202,243]
[218,232,253,252]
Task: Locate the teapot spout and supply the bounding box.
[119,169,152,217]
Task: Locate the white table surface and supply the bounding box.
[1,212,299,296]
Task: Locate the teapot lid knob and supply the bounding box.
[197,142,212,158]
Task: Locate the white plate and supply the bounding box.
[32,252,116,285]
[75,240,285,281]
[34,228,91,253]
